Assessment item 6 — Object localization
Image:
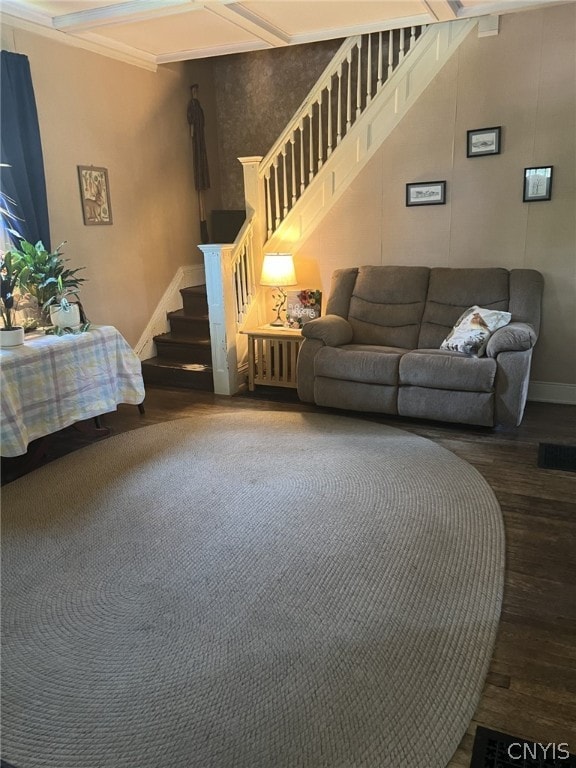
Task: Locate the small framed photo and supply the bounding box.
[467,126,501,157]
[78,165,113,225]
[523,166,553,202]
[406,181,446,207]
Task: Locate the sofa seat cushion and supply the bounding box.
[399,349,497,392]
[315,379,398,414]
[398,387,494,426]
[315,344,409,386]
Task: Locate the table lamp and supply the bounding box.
[260,252,297,326]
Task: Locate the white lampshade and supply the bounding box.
[260,253,297,287]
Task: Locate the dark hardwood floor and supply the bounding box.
[2,384,575,765]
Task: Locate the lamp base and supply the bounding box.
[269,286,288,327]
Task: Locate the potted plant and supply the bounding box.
[9,237,86,329]
[44,275,87,332]
[0,250,29,347]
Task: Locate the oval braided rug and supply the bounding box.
[1,411,504,768]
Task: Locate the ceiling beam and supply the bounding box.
[422,0,460,21]
[52,0,195,32]
[156,39,271,63]
[456,0,572,17]
[206,2,291,46]
[0,1,53,27]
[0,10,158,70]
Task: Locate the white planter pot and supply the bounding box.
[0,326,25,348]
[50,303,81,331]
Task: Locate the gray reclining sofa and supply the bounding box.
[297,266,543,427]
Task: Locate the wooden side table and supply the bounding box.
[243,326,303,391]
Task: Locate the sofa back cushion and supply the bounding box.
[418,268,510,349]
[348,266,430,348]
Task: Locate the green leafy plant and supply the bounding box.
[9,237,86,323]
[0,251,29,330]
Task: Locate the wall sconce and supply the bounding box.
[260,252,297,326]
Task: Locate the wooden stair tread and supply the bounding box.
[141,357,214,391]
[180,285,207,296]
[153,333,211,347]
[142,357,212,372]
[167,308,209,321]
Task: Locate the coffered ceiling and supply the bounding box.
[1,0,569,70]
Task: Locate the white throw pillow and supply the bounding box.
[440,305,512,356]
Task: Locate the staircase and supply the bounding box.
[141,285,214,391]
[196,18,478,396]
[136,18,477,395]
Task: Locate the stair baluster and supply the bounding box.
[356,38,362,117]
[317,91,323,170]
[377,32,383,90]
[290,137,297,205]
[346,49,353,130]
[265,169,273,239]
[367,34,373,104]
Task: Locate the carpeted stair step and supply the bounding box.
[181,285,208,317]
[153,334,212,364]
[167,309,210,340]
[141,357,213,391]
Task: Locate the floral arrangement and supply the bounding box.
[286,289,322,329]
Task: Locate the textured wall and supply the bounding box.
[212,40,342,210]
[296,5,576,389]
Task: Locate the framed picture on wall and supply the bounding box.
[406,181,446,207]
[78,166,113,225]
[523,166,553,202]
[467,126,501,157]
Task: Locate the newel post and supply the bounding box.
[238,156,265,250]
[198,244,239,396]
[239,155,268,327]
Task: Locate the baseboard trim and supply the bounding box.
[135,264,205,360]
[528,381,576,405]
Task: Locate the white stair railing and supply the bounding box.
[259,25,426,239]
[201,19,476,395]
[231,216,257,326]
[219,23,427,342]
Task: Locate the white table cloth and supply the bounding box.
[0,325,145,457]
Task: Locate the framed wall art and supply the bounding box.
[467,126,501,157]
[78,166,113,225]
[523,166,553,202]
[406,181,446,207]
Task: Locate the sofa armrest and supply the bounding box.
[302,314,353,347]
[486,322,537,358]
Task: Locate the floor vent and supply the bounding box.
[537,443,576,472]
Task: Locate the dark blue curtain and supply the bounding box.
[0,50,51,249]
